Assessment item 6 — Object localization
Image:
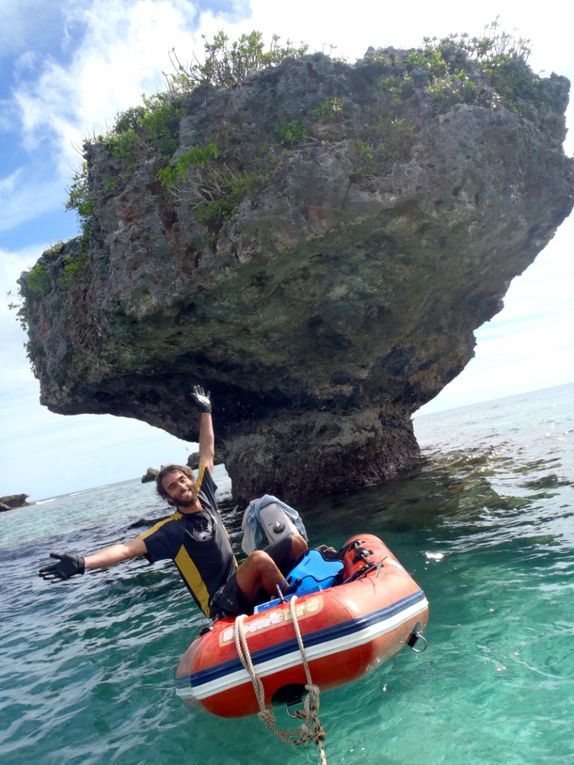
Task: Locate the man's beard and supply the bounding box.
[176,496,196,508]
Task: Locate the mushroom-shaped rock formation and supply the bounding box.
[19,48,574,504]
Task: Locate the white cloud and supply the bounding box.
[0,169,71,232]
[243,0,574,71]
[12,0,205,173]
[0,248,41,387]
[4,0,244,232]
[0,169,23,197]
[0,1,65,58]
[0,244,51,289]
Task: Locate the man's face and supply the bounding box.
[162,470,197,507]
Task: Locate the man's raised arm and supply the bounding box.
[190,385,214,473]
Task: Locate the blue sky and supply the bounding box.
[1,0,573,500]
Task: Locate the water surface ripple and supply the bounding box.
[1,384,572,764]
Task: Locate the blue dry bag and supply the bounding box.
[253,549,344,614]
[285,549,344,596]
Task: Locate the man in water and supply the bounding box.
[38,386,308,620]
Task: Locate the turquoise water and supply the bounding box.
[1,383,572,764]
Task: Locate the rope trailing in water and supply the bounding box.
[233,596,328,765]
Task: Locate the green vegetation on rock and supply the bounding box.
[64,22,543,239]
[59,252,87,287]
[166,30,308,91]
[21,261,51,297]
[66,31,308,237]
[157,142,222,188]
[107,92,182,164]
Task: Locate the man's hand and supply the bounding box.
[39,552,85,582]
[315,544,341,560]
[190,385,212,413]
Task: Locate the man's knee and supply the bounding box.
[245,548,274,572]
[292,532,308,558]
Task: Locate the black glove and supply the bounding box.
[39,552,86,582]
[190,385,212,413]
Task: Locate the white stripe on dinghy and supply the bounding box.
[177,596,428,700]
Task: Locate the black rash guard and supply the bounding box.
[140,466,237,616]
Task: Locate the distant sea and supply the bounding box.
[1,383,572,765]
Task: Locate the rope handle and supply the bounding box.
[234,598,328,764]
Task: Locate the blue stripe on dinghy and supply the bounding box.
[186,589,427,690]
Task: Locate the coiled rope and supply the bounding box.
[234,596,328,765]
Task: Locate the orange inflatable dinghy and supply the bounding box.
[175,534,429,717]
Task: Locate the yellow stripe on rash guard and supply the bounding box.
[174,546,211,616]
[195,464,205,493]
[137,511,182,541]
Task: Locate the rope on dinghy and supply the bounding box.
[233,596,328,765]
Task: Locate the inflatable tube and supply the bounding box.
[175,534,429,717]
